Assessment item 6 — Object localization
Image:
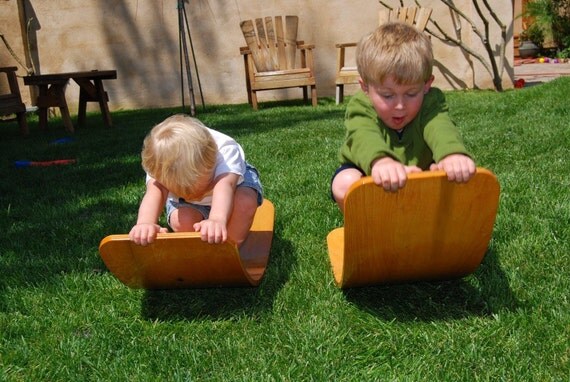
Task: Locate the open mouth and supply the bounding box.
[392,116,405,125]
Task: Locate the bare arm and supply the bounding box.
[129,179,169,245]
[193,172,240,244]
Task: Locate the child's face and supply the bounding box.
[361,75,434,131]
[180,169,214,201]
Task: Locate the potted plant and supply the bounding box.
[519,24,544,58]
[556,46,570,63]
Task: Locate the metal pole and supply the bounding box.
[177,0,196,116]
[181,0,205,109]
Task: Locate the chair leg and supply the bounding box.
[311,85,317,107]
[336,84,344,105]
[251,91,259,110]
[246,88,253,106]
[302,86,308,103]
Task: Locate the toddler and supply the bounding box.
[129,114,263,246]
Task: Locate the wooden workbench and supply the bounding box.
[24,70,117,133]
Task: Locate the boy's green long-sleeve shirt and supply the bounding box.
[339,88,471,175]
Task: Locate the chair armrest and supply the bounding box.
[335,42,357,49]
[239,46,251,55]
[296,42,315,50]
[335,42,358,72]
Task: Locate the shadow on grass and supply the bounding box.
[0,103,342,315]
[0,114,163,297]
[140,234,295,321]
[343,249,519,322]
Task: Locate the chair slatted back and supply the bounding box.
[378,7,432,31]
[240,16,299,72]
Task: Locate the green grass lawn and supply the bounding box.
[1,78,569,381]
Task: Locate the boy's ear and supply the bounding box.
[359,78,368,92]
[424,75,435,94]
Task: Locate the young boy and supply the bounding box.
[129,114,263,246]
[331,22,476,212]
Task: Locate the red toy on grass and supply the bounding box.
[15,159,76,168]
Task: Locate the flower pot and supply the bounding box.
[519,41,540,59]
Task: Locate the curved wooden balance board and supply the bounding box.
[327,168,500,288]
[99,199,275,289]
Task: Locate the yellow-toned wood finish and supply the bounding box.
[239,16,317,110]
[334,7,433,104]
[99,199,275,289]
[327,168,500,288]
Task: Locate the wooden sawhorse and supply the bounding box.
[24,70,117,133]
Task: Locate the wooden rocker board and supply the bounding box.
[99,199,274,289]
[327,168,500,288]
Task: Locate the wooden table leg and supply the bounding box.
[77,84,88,127]
[36,85,49,131]
[75,78,113,127]
[51,83,74,133]
[36,81,74,133]
[95,79,112,127]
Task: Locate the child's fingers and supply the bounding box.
[379,169,406,191]
[429,163,441,171]
[405,165,422,174]
[194,221,227,244]
[129,224,159,246]
[446,160,475,183]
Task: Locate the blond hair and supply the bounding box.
[141,114,217,197]
[356,21,433,85]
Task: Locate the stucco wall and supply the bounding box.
[1,0,514,113]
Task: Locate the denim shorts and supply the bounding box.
[166,163,263,223]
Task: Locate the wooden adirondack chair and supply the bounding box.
[239,16,317,110]
[326,168,500,288]
[0,67,29,135]
[99,199,275,289]
[335,7,433,104]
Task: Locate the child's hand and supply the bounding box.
[193,218,228,244]
[371,157,422,192]
[430,154,476,183]
[129,223,168,246]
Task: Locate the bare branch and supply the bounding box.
[481,0,508,76]
[429,19,494,78]
[482,0,506,29]
[379,0,507,91]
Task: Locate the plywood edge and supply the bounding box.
[326,227,345,287]
[239,199,275,285]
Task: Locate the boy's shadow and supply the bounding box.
[343,249,518,321]
[140,234,294,321]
